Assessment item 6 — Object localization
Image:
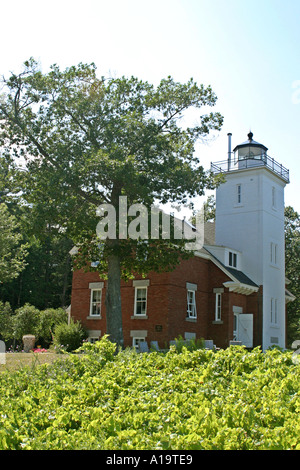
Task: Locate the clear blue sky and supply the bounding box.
[1,0,300,211]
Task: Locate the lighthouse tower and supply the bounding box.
[211,132,290,350]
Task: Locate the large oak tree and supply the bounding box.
[0,59,223,346]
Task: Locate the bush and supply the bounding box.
[53,319,87,352]
[13,304,40,342]
[173,335,204,352]
[76,334,116,360]
[1,303,72,349]
[0,345,299,450]
[0,301,14,343]
[39,308,68,347]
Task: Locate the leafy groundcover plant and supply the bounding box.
[0,336,299,450]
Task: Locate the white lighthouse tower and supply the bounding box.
[211,132,290,350]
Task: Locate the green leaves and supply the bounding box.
[0,60,223,211]
[0,340,299,450]
[0,60,224,345]
[0,203,28,283]
[285,206,300,346]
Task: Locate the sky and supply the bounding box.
[1,0,300,213]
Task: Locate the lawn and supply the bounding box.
[0,351,62,373]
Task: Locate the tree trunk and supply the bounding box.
[105,253,124,348]
[60,252,71,307]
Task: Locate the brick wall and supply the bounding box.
[70,256,260,349]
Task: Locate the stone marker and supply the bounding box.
[22,335,36,353]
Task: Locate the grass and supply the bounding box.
[0,351,61,373]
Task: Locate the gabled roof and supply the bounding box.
[201,245,259,295]
[222,265,258,288]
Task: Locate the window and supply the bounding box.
[130,330,147,349]
[271,298,278,325]
[237,184,242,204]
[186,282,197,320]
[90,289,102,316]
[270,242,278,266]
[88,282,104,318]
[187,290,197,319]
[89,336,100,343]
[134,287,147,316]
[215,293,222,321]
[272,186,276,208]
[132,337,146,351]
[229,251,237,268]
[88,330,101,343]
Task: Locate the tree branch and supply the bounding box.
[0,102,109,206]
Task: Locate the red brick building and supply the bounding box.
[70,133,295,350]
[70,222,262,350]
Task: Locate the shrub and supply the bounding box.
[0,345,299,450]
[39,308,68,347]
[13,304,40,342]
[173,335,204,352]
[53,319,87,352]
[76,334,116,359]
[0,301,14,343]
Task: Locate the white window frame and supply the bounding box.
[228,251,237,268]
[272,186,276,208]
[132,337,146,351]
[89,289,102,317]
[270,242,278,266]
[186,282,197,320]
[237,184,242,205]
[87,329,101,343]
[215,293,222,321]
[187,290,197,319]
[271,298,278,325]
[134,286,148,317]
[89,336,100,343]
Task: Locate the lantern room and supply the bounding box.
[233,131,268,167]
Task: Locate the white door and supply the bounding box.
[234,314,253,348]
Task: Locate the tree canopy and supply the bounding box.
[0,203,28,284]
[0,59,223,345]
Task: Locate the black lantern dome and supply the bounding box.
[233,131,268,163]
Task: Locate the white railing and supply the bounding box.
[211,154,289,183]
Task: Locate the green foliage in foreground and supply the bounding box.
[0,337,299,450]
[53,319,88,352]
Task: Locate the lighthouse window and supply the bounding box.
[237,184,242,204]
[271,298,278,325]
[229,251,237,268]
[272,187,276,208]
[270,242,278,266]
